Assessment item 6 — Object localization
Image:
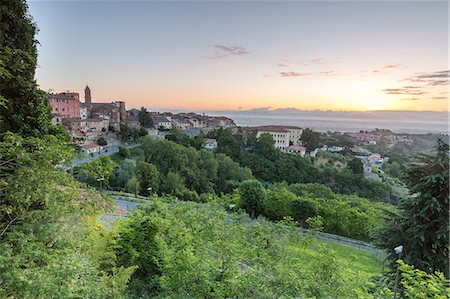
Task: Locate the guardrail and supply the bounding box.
[299,227,383,254]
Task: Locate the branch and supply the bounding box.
[0,215,19,240]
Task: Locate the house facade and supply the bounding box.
[282,145,306,156]
[204,138,218,150]
[255,125,304,149]
[47,92,81,124]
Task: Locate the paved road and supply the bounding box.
[101,195,150,222]
[60,143,140,170]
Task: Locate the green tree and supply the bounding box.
[301,128,321,153]
[291,199,318,226]
[215,153,253,194]
[255,133,277,160]
[116,205,161,295]
[118,146,130,158]
[138,107,153,128]
[263,186,296,221]
[126,175,140,197]
[238,179,265,219]
[161,171,185,194]
[0,0,54,137]
[379,139,449,275]
[384,161,402,178]
[85,156,113,188]
[216,128,241,160]
[135,161,160,196]
[397,260,449,299]
[347,157,363,174]
[0,134,133,297]
[97,136,107,146]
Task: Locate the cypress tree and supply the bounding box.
[379,139,449,275]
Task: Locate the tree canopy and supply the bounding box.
[378,139,449,275]
[0,0,54,137]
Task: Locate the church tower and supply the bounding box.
[84,85,92,103]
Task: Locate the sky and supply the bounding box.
[28,1,449,111]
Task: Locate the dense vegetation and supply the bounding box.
[114,198,384,298]
[75,136,253,199]
[0,134,135,297]
[1,1,448,297]
[378,140,449,275]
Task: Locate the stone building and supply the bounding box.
[255,125,304,149]
[80,86,127,128]
[47,92,81,125]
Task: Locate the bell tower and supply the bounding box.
[84,85,91,103]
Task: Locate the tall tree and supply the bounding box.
[0,0,54,137]
[238,179,265,219]
[255,133,277,160]
[378,139,449,275]
[300,128,321,153]
[347,157,364,175]
[135,161,160,196]
[138,107,153,128]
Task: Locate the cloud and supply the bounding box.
[203,44,250,59]
[279,70,335,77]
[432,96,448,100]
[277,63,288,67]
[383,70,449,99]
[382,64,402,69]
[404,70,449,85]
[427,80,448,86]
[280,71,310,77]
[382,86,427,96]
[416,70,449,79]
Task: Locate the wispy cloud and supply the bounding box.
[361,63,403,75]
[382,70,448,101]
[405,70,449,85]
[203,44,250,59]
[280,70,335,77]
[382,87,427,96]
[277,63,288,67]
[416,70,449,79]
[382,64,402,69]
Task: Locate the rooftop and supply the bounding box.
[285,145,306,151]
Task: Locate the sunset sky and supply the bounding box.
[29,1,448,111]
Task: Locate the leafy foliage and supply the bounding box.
[135,161,160,195]
[301,128,321,153]
[115,199,383,298]
[96,136,107,146]
[378,139,449,275]
[348,157,364,174]
[238,179,265,219]
[397,260,449,299]
[0,134,134,297]
[138,107,153,128]
[0,0,55,137]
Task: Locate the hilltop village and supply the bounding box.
[46,86,444,184]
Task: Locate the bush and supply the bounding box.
[291,199,318,226]
[118,146,130,158]
[97,136,107,146]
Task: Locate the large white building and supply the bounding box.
[255,125,304,149]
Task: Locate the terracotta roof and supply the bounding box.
[81,143,102,149]
[256,125,302,132]
[285,145,306,151]
[205,138,217,144]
